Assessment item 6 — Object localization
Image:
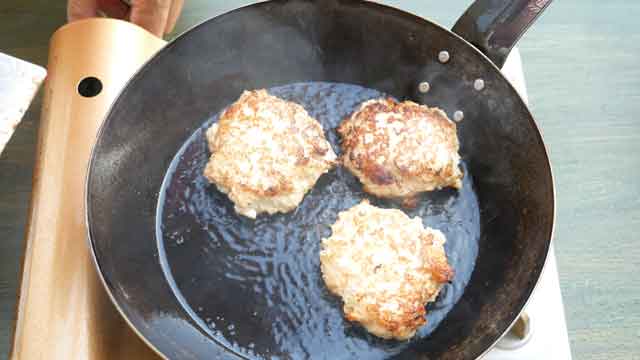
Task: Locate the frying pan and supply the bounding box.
[86,0,555,359]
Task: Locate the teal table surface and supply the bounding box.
[1,1,639,359]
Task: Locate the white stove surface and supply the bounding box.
[483,49,572,360]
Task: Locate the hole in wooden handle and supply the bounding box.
[77,76,103,98]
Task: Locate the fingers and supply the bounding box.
[96,0,130,19]
[68,0,98,22]
[129,0,173,37]
[68,0,184,37]
[165,0,184,34]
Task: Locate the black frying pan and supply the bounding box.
[87,1,555,359]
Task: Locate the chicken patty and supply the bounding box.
[203,90,336,218]
[338,98,463,201]
[320,200,453,340]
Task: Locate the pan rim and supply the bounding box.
[85,1,556,359]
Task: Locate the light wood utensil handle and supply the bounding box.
[11,18,165,360]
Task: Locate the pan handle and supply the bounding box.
[452,0,552,68]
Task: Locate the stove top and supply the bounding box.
[483,49,572,360]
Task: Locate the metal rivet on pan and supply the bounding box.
[418,81,431,93]
[453,110,464,122]
[438,50,450,63]
[474,78,485,91]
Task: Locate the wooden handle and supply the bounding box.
[10,18,165,360]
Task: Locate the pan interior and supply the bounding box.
[156,82,480,359]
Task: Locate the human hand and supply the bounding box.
[68,0,184,37]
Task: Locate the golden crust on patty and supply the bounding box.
[338,98,463,200]
[320,200,453,340]
[203,90,336,218]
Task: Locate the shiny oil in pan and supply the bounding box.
[156,82,480,359]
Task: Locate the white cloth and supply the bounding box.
[0,52,46,155]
